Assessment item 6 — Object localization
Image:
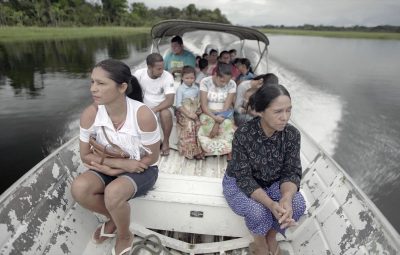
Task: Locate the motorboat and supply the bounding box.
[0,20,399,255]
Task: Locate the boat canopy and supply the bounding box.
[151,19,269,45]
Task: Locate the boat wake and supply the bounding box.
[268,59,343,156]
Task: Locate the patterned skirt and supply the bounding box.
[177,98,203,159]
[197,112,235,156]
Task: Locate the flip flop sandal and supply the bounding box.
[91,221,116,244]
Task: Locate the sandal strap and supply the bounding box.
[100,221,116,238]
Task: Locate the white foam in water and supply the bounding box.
[268,60,343,156]
[185,35,343,156]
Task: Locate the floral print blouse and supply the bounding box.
[226,117,302,197]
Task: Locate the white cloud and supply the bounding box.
[129,0,400,26]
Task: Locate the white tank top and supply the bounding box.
[80,97,160,161]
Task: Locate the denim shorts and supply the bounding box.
[89,165,159,199]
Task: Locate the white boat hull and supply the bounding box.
[1,20,399,255]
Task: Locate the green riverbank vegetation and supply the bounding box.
[258,25,400,40]
[0,26,150,42]
[1,1,399,41]
[0,2,229,27]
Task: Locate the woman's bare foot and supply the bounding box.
[251,235,270,255]
[113,233,134,255]
[161,142,170,156]
[266,230,281,255]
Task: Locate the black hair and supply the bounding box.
[202,53,208,58]
[233,58,241,65]
[248,83,290,112]
[209,49,218,55]
[229,49,237,54]
[146,53,163,66]
[198,58,208,70]
[215,61,232,77]
[251,73,278,84]
[94,59,143,102]
[181,65,196,77]
[171,35,183,45]
[262,73,279,85]
[239,58,253,73]
[219,50,230,58]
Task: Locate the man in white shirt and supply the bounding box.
[134,53,175,156]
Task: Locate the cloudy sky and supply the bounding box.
[129,0,400,27]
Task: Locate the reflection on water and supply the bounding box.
[0,34,151,193]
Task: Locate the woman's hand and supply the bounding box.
[189,112,198,120]
[214,115,225,124]
[84,162,125,176]
[278,196,296,229]
[117,159,148,173]
[267,201,287,222]
[209,123,220,138]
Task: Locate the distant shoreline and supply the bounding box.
[0,27,150,42]
[0,26,399,42]
[258,28,400,40]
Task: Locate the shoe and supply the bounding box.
[91,221,116,244]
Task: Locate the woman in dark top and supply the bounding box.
[223,84,306,255]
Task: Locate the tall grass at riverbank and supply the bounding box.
[1,26,399,42]
[0,26,150,42]
[259,28,400,40]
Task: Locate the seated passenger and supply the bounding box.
[206,49,218,76]
[211,51,241,80]
[236,58,254,85]
[229,49,237,62]
[71,59,160,255]
[234,87,259,127]
[175,66,204,160]
[134,53,175,156]
[197,62,236,158]
[195,58,208,85]
[223,84,306,255]
[234,73,278,127]
[164,35,196,75]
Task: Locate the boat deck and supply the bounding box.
[1,121,399,254]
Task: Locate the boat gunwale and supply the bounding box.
[292,119,400,242]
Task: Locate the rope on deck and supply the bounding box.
[130,234,171,255]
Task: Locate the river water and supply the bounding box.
[0,34,399,233]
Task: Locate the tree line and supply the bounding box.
[257,24,400,33]
[0,1,230,26]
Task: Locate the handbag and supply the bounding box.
[89,126,130,164]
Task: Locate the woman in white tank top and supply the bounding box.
[71,59,161,255]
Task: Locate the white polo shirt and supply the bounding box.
[134,68,175,108]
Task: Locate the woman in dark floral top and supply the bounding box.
[223,84,306,255]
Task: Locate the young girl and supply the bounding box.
[175,66,204,159]
[236,58,254,85]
